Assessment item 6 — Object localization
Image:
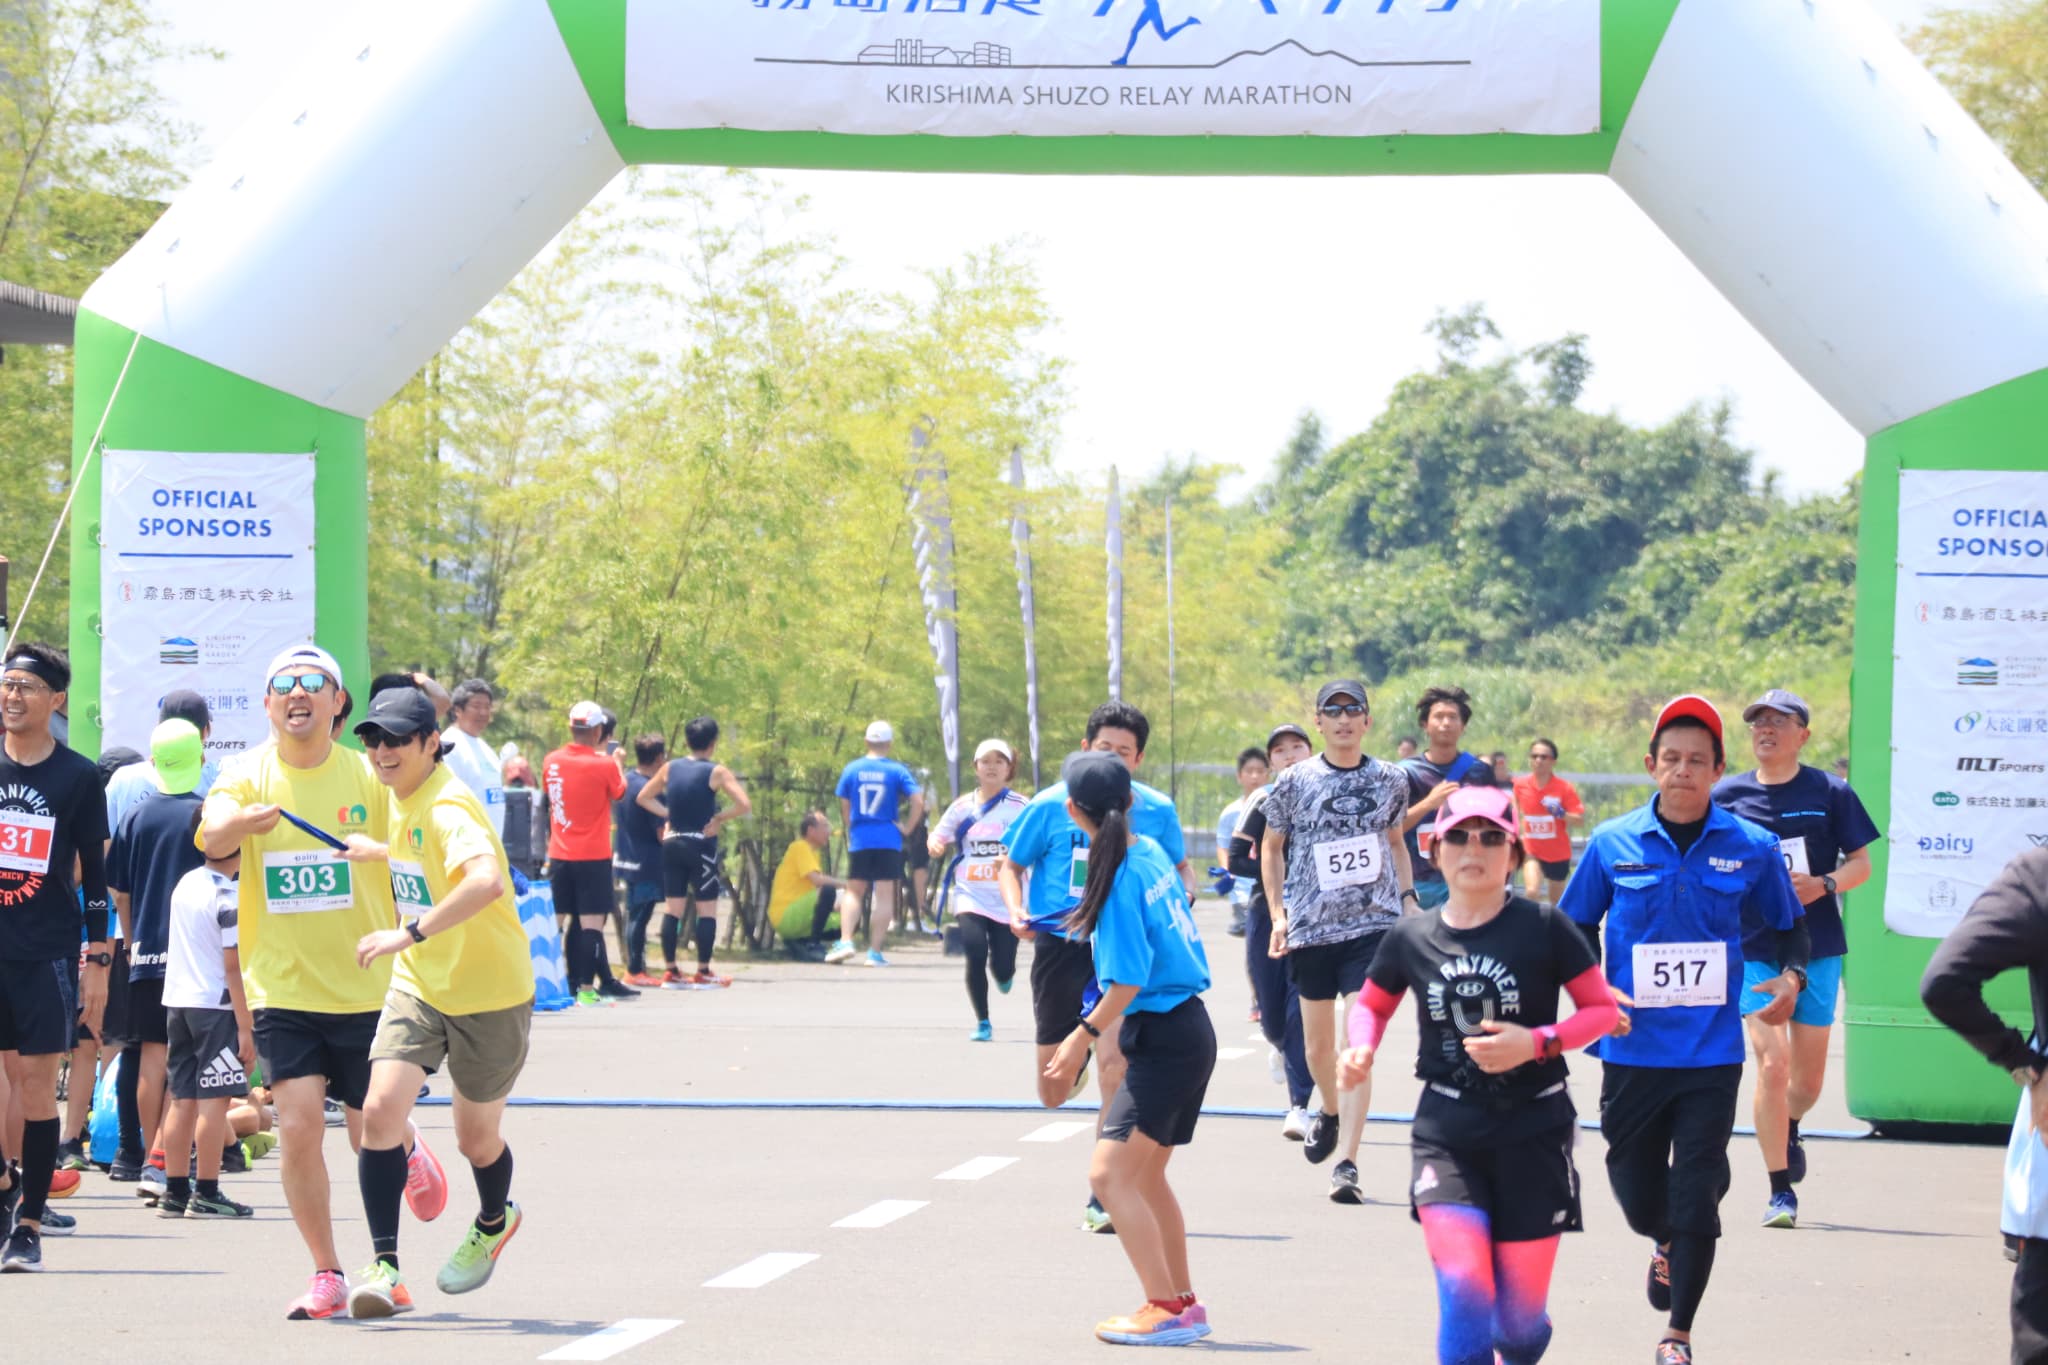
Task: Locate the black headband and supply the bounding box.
[3,656,63,689]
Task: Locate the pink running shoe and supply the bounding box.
[285,1269,348,1320]
[405,1124,448,1222]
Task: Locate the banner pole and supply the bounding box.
[1009,448,1042,789]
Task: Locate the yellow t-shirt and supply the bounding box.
[204,743,394,1014]
[769,839,822,924]
[386,766,534,1016]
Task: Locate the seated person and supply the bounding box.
[771,812,848,958]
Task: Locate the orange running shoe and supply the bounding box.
[1095,1302,1210,1346]
[47,1167,80,1199]
[404,1124,448,1222]
[621,971,660,988]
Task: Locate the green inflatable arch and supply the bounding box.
[70,0,2048,1125]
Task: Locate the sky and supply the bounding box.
[144,0,2008,498]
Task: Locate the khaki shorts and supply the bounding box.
[370,990,532,1103]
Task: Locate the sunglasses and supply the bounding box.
[1318,703,1367,717]
[268,672,333,697]
[357,727,420,750]
[1440,828,1511,848]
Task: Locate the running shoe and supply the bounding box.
[0,1226,42,1273]
[660,967,688,988]
[323,1097,347,1128]
[1761,1189,1798,1229]
[824,939,858,964]
[157,1195,190,1219]
[222,1141,251,1174]
[1655,1339,1693,1364]
[1281,1107,1309,1142]
[864,949,889,968]
[971,1019,993,1042]
[244,1132,278,1161]
[1179,1300,1212,1339]
[1081,1196,1115,1235]
[285,1269,349,1320]
[55,1138,88,1172]
[1787,1128,1807,1185]
[138,1165,167,1201]
[1095,1302,1207,1346]
[38,1208,74,1235]
[1302,1110,1338,1165]
[347,1260,415,1319]
[576,988,602,1005]
[621,971,660,988]
[48,1167,80,1199]
[108,1153,143,1182]
[188,1189,254,1219]
[0,1167,17,1229]
[437,1202,523,1295]
[691,969,727,987]
[405,1124,449,1222]
[1267,1047,1284,1086]
[996,975,1013,994]
[1647,1245,1672,1312]
[597,979,640,999]
[1329,1158,1363,1205]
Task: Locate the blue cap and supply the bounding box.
[1062,750,1132,815]
[1742,689,1810,727]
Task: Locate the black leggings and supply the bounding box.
[958,914,1018,1022]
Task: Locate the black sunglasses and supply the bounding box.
[1318,703,1367,718]
[268,672,333,697]
[1440,828,1511,848]
[358,727,418,750]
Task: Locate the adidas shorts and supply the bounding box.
[167,1007,248,1100]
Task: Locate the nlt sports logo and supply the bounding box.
[1958,756,2047,774]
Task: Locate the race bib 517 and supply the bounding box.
[1631,940,1727,1009]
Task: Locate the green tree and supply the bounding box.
[1912,1,2048,193]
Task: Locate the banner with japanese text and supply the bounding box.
[1886,468,2048,938]
[626,0,1600,139]
[99,451,317,763]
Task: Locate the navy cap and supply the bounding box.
[1062,750,1132,815]
[158,689,211,730]
[354,686,439,741]
[1742,689,1810,727]
[1266,723,1312,754]
[1315,679,1370,710]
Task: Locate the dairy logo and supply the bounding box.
[1915,833,1974,859]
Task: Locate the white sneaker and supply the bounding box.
[1267,1047,1285,1086]
[823,939,858,964]
[138,1165,167,1198]
[1280,1106,1309,1142]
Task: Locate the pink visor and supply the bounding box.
[1431,785,1518,840]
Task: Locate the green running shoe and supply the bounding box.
[347,1258,414,1319]
[575,988,602,1006]
[437,1203,523,1296]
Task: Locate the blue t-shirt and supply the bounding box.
[614,771,664,880]
[1004,779,1187,937]
[1560,796,1803,1069]
[1091,835,1211,1015]
[1712,764,1880,961]
[836,757,921,853]
[106,789,206,982]
[1400,751,1497,887]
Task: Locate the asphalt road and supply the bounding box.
[9,898,2013,1363]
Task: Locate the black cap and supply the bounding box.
[1062,750,1132,814]
[96,746,145,790]
[159,689,211,729]
[1315,679,1370,710]
[1266,723,1312,754]
[353,687,439,741]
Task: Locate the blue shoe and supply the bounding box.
[995,976,1013,995]
[1787,1128,1807,1185]
[864,949,888,968]
[970,1020,993,1042]
[1761,1189,1798,1229]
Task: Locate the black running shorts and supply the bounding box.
[1409,1120,1584,1242]
[1598,1061,1741,1242]
[1286,929,1385,1002]
[0,956,77,1057]
[1536,857,1572,883]
[551,858,614,920]
[661,833,724,903]
[253,1007,378,1110]
[1030,932,1097,1046]
[1101,997,1217,1148]
[167,1007,248,1100]
[847,847,905,883]
[118,973,170,1046]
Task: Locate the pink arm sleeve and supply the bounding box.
[1552,964,1620,1051]
[1346,980,1404,1050]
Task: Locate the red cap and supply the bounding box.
[1652,694,1723,747]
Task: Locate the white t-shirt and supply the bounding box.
[443,728,507,838]
[163,865,240,1010]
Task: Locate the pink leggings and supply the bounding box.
[1418,1204,1560,1365]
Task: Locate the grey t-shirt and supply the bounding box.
[1263,753,1410,948]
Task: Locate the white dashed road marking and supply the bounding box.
[1020,1120,1094,1143]
[703,1253,820,1288]
[833,1199,929,1229]
[935,1155,1020,1181]
[539,1319,683,1361]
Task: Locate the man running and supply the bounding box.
[1561,694,1808,1365]
[201,645,448,1316]
[615,734,667,987]
[829,722,923,968]
[0,643,111,1272]
[1261,681,1415,1205]
[1711,689,1878,1228]
[1401,686,1498,911]
[339,688,534,1318]
[637,717,751,988]
[544,702,635,1003]
[441,680,505,839]
[1216,747,1268,938]
[1513,739,1585,906]
[1000,699,1192,1233]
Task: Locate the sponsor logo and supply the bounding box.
[1929,880,1959,913]
[336,803,369,828]
[158,635,199,667]
[1708,856,1745,873]
[1933,791,1961,808]
[1959,657,1999,687]
[197,1046,247,1094]
[1958,756,2048,774]
[1956,710,2048,737]
[408,826,425,850]
[1915,833,1975,859]
[2031,835,2048,850]
[1413,1164,1440,1198]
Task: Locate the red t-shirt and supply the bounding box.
[1511,774,1583,863]
[543,744,626,863]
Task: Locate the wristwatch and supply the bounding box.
[1821,874,1838,896]
[1784,964,1809,992]
[83,951,112,968]
[1535,1026,1564,1062]
[406,921,428,944]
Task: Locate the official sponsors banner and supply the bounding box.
[1886,468,2048,938]
[626,0,1600,140]
[100,451,317,763]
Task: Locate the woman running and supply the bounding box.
[928,739,1030,1041]
[1338,787,1619,1365]
[1045,751,1216,1348]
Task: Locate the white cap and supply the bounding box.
[864,720,894,744]
[265,644,344,689]
[569,700,605,728]
[497,741,521,763]
[974,738,1015,765]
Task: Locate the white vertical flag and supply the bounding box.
[1106,466,1124,703]
[908,420,962,804]
[1009,447,1042,789]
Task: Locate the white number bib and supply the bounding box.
[1778,836,1810,878]
[389,857,432,921]
[1631,940,1727,1009]
[0,810,55,875]
[1523,814,1558,841]
[1314,834,1384,893]
[262,850,354,915]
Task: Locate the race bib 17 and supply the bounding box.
[1631,940,1728,1009]
[262,850,354,915]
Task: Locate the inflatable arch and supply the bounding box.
[68,0,2048,1124]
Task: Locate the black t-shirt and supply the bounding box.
[1367,893,1596,1146]
[1228,789,1273,913]
[1712,765,1880,960]
[0,741,110,961]
[615,772,663,876]
[107,789,205,982]
[1401,751,1498,887]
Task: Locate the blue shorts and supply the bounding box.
[1739,954,1843,1027]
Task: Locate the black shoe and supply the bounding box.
[597,979,640,1000]
[1302,1110,1339,1165]
[0,1164,17,1230]
[108,1154,143,1183]
[1329,1159,1363,1204]
[0,1226,41,1273]
[157,1196,189,1219]
[221,1143,250,1175]
[1647,1245,1672,1312]
[1786,1129,1807,1185]
[55,1139,88,1173]
[37,1208,73,1236]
